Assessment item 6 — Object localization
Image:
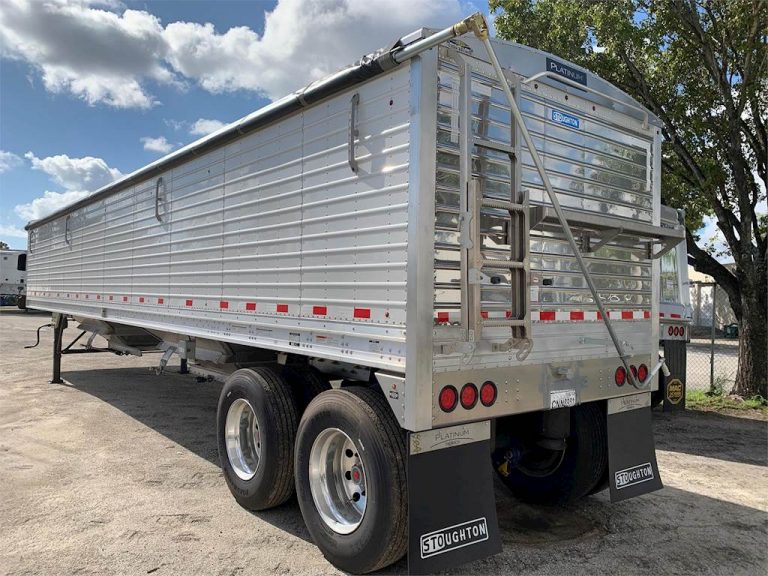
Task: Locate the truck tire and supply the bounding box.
[217,367,298,510]
[17,295,26,310]
[498,402,607,505]
[282,365,331,414]
[295,387,407,574]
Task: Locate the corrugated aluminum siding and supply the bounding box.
[27,64,413,371]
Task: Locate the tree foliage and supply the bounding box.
[491,0,767,395]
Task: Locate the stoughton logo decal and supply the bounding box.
[551,109,580,130]
[420,517,489,559]
[615,462,654,489]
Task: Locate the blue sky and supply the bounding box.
[1,0,490,248]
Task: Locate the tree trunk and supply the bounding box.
[732,278,768,399]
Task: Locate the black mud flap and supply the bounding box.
[407,421,501,574]
[607,393,663,502]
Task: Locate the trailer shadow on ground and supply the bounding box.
[653,409,768,466]
[56,367,767,575]
[57,367,318,544]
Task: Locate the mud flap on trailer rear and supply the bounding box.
[607,393,663,502]
[407,421,501,574]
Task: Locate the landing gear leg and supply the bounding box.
[51,313,67,384]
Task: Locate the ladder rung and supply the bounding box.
[480,259,525,269]
[472,138,515,157]
[482,319,526,328]
[481,198,526,212]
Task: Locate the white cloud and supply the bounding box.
[0,0,465,108]
[141,136,174,154]
[189,118,226,136]
[0,150,23,173]
[163,0,464,100]
[24,151,122,191]
[14,190,91,221]
[17,151,122,222]
[0,0,173,108]
[0,224,28,239]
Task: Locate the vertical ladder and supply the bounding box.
[451,49,530,351]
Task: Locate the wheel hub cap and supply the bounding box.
[225,398,261,480]
[308,428,367,534]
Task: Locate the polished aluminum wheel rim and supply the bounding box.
[308,428,367,534]
[225,398,261,480]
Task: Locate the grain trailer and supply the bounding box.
[25,14,684,574]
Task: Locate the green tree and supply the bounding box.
[491,0,767,397]
[0,241,9,250]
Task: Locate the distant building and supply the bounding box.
[687,264,737,333]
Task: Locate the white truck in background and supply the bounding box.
[24,14,686,574]
[0,249,27,309]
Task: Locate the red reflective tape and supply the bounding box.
[354,308,370,319]
[505,311,513,318]
[139,297,145,303]
[540,311,556,321]
[621,310,633,320]
[157,298,164,304]
[109,295,113,301]
[245,302,256,311]
[659,312,665,317]
[570,311,584,321]
[122,296,128,302]
[670,313,681,318]
[220,301,229,310]
[313,305,327,316]
[436,312,450,322]
[96,295,101,300]
[185,299,193,307]
[276,303,288,313]
[597,311,603,320]
[85,294,89,299]
[644,310,650,319]
[480,311,489,319]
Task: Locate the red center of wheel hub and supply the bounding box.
[351,467,362,483]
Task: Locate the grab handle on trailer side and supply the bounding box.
[64,215,71,245]
[155,176,165,222]
[348,93,360,173]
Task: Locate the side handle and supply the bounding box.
[155,176,165,222]
[64,215,71,245]
[348,93,360,173]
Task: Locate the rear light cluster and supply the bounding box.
[667,325,685,337]
[439,381,497,412]
[615,363,649,386]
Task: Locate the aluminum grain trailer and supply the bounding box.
[25,14,684,574]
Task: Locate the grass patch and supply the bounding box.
[686,389,768,414]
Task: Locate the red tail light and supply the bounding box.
[460,383,478,409]
[630,365,638,379]
[637,364,648,382]
[480,381,497,407]
[439,386,458,412]
[615,366,626,386]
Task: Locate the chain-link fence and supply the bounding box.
[686,281,740,393]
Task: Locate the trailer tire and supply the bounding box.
[217,367,298,510]
[295,387,407,574]
[499,402,607,505]
[282,365,331,414]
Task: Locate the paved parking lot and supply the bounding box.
[1,309,766,575]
